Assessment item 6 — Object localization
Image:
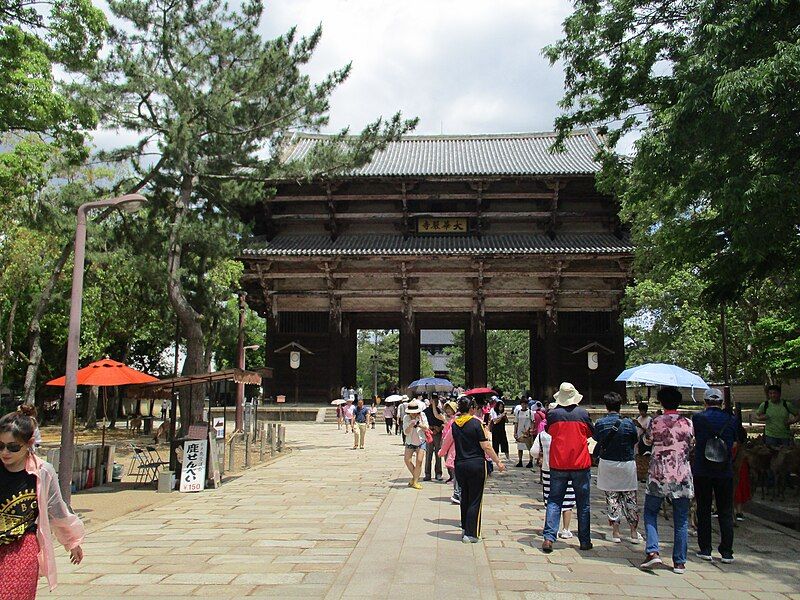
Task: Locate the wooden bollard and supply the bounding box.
[244,433,251,469]
[228,435,236,472]
[269,424,277,456]
[260,424,266,462]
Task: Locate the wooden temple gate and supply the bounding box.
[239,131,633,403]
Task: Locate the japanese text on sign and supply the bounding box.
[179,439,207,493]
[416,217,467,234]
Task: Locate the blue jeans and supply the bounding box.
[764,435,793,448]
[644,494,689,565]
[544,469,591,545]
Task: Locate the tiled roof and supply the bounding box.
[282,130,602,177]
[242,233,632,257]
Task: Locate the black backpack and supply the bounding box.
[704,416,734,464]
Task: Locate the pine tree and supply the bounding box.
[83,0,416,428]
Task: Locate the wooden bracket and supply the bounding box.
[318,261,343,333]
[473,260,486,333]
[400,261,414,333]
[545,260,565,326]
[325,183,339,241]
[401,181,410,239]
[545,179,565,240]
[469,181,488,239]
[255,262,277,323]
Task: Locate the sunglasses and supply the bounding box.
[0,442,25,452]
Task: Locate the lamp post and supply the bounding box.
[58,194,147,503]
[372,330,379,401]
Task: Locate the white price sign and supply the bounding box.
[179,439,207,493]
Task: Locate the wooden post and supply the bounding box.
[269,424,277,456]
[544,311,560,399]
[277,425,285,452]
[260,424,266,461]
[468,311,487,388]
[244,433,251,469]
[228,435,236,472]
[399,322,419,389]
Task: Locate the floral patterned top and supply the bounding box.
[644,411,695,499]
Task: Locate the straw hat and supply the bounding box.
[553,382,583,407]
[444,400,458,414]
[405,399,425,414]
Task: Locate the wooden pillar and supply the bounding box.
[327,324,344,401]
[399,320,419,389]
[264,314,277,399]
[544,312,560,399]
[341,315,357,389]
[610,309,626,396]
[529,321,539,398]
[468,312,487,388]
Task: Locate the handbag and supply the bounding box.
[424,428,434,444]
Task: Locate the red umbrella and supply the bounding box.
[463,387,497,396]
[46,357,158,387]
[47,358,160,480]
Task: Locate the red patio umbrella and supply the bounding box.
[46,357,159,387]
[463,387,497,396]
[47,357,159,485]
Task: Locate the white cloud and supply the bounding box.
[259,0,572,134]
[89,1,574,147]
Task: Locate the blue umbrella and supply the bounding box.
[407,377,454,394]
[615,363,709,390]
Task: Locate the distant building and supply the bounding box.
[420,330,456,377]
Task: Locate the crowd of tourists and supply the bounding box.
[385,381,771,575]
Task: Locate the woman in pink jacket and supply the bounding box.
[0,406,85,598]
[438,401,460,504]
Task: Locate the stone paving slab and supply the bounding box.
[38,421,800,599]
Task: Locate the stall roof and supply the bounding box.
[127,368,270,398]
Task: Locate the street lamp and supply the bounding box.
[58,194,147,502]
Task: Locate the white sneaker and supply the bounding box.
[695,551,713,561]
[630,532,643,544]
[462,535,480,543]
[558,529,573,539]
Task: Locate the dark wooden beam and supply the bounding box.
[265,288,624,299]
[266,191,559,203]
[242,269,630,280]
[267,210,610,222]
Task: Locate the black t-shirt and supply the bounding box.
[452,417,488,463]
[0,463,38,545]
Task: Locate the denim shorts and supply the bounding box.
[406,442,427,451]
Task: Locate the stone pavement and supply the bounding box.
[40,422,800,599]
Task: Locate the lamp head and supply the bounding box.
[113,194,147,213]
[244,344,260,351]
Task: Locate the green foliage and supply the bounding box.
[546,0,800,301]
[0,0,106,150]
[211,298,266,371]
[548,0,800,383]
[80,0,416,401]
[356,330,399,397]
[419,350,434,379]
[487,330,530,397]
[444,331,466,386]
[624,269,800,383]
